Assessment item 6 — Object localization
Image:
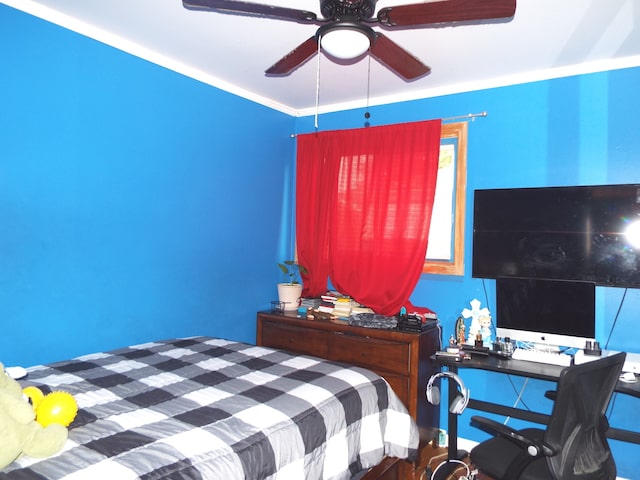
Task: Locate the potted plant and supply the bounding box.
[277,260,308,311]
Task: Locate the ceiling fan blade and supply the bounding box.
[183,0,319,23]
[369,33,430,80]
[266,37,319,75]
[377,0,516,28]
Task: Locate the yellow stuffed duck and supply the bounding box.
[0,362,69,470]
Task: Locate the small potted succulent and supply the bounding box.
[277,260,308,311]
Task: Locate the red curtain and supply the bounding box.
[296,119,442,315]
[295,137,339,297]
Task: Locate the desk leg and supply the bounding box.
[432,364,467,480]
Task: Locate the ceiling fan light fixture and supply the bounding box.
[318,23,375,60]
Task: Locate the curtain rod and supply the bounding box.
[290,111,487,138]
[443,111,487,122]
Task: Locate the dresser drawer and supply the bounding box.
[257,310,441,452]
[374,372,409,405]
[328,334,410,375]
[260,320,330,358]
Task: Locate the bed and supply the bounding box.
[2,336,419,479]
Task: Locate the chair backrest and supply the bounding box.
[544,352,626,480]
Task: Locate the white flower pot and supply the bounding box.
[277,283,303,311]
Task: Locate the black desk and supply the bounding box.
[432,354,640,479]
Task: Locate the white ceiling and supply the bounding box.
[3,0,640,116]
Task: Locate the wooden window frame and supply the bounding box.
[423,121,468,276]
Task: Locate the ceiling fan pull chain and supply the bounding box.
[364,53,371,127]
[314,39,322,130]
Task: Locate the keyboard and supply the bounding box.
[511,348,573,367]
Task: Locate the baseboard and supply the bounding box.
[456,437,478,454]
[456,437,630,480]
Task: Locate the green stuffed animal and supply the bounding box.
[0,362,68,470]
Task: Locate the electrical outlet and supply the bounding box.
[437,429,448,446]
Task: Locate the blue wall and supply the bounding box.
[295,67,640,475]
[0,4,296,366]
[3,2,639,475]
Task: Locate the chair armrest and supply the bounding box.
[470,416,557,457]
[471,416,526,443]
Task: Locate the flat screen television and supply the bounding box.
[472,184,640,287]
[495,277,596,349]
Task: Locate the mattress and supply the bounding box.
[2,336,419,479]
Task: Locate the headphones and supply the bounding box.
[426,371,469,415]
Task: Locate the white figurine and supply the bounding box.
[462,298,493,347]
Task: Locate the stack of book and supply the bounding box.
[317,304,335,314]
[309,291,335,314]
[332,297,357,319]
[320,291,340,303]
[305,291,369,318]
[299,297,322,310]
[300,290,378,321]
[351,305,375,315]
[317,290,354,315]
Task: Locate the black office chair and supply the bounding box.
[469,352,626,480]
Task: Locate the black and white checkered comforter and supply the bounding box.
[3,336,419,479]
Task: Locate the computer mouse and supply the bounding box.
[620,371,637,383]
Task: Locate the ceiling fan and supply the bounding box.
[182,0,516,80]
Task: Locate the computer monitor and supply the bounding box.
[472,184,640,287]
[495,277,596,350]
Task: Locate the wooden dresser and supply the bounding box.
[256,310,441,448]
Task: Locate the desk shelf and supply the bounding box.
[435,354,640,445]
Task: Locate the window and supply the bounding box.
[423,121,467,276]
